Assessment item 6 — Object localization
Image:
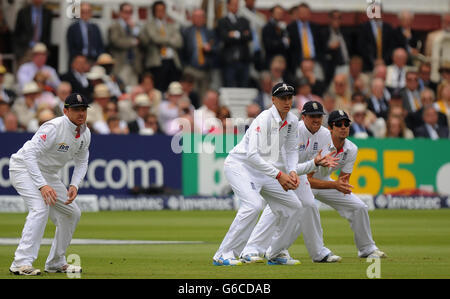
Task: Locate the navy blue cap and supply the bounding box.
[327,110,351,126]
[301,101,325,115]
[272,82,295,97]
[64,93,90,108]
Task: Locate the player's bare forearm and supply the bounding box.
[307,175,337,189]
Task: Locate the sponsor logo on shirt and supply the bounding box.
[57,143,70,153]
[299,143,306,151]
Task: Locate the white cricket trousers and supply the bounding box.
[213,158,303,261]
[9,169,81,269]
[242,175,331,261]
[312,188,377,257]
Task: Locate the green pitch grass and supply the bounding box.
[0,209,449,279]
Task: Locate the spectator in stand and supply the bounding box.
[394,11,421,59]
[358,4,395,71]
[241,0,266,75]
[140,113,163,135]
[323,10,351,86]
[348,56,370,95]
[435,83,450,126]
[87,83,111,126]
[298,58,326,97]
[61,54,92,100]
[138,72,162,115]
[321,93,337,126]
[117,85,145,123]
[287,2,324,75]
[385,48,409,93]
[216,0,252,88]
[418,61,438,93]
[406,88,448,132]
[262,5,289,69]
[372,63,392,100]
[425,13,450,82]
[414,105,449,139]
[385,114,414,139]
[33,71,58,108]
[294,77,322,112]
[3,112,19,132]
[179,73,201,109]
[367,78,390,120]
[67,2,104,65]
[195,89,220,134]
[128,93,152,134]
[400,70,422,113]
[182,8,217,99]
[246,102,261,119]
[93,101,128,135]
[253,71,274,111]
[0,98,9,132]
[0,7,12,54]
[53,81,72,117]
[96,53,124,100]
[159,81,193,134]
[437,61,450,100]
[349,103,373,138]
[13,0,53,66]
[215,105,234,134]
[16,43,60,91]
[139,0,183,92]
[11,81,41,130]
[268,55,294,86]
[327,73,351,112]
[108,2,142,87]
[166,97,197,135]
[27,106,55,132]
[0,65,15,104]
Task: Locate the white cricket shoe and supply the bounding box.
[9,265,41,276]
[315,253,342,263]
[213,257,243,266]
[267,253,301,265]
[45,264,82,273]
[241,253,265,264]
[366,249,387,258]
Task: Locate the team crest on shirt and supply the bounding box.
[342,152,348,161]
[287,124,292,133]
[57,142,70,153]
[79,141,84,151]
[313,142,318,150]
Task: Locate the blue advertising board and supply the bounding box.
[0,133,182,195]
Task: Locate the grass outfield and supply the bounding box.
[0,209,449,279]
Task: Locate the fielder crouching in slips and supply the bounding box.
[241,101,344,263]
[9,93,91,275]
[307,110,386,259]
[213,82,303,266]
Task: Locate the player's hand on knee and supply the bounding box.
[289,171,300,189]
[277,172,297,191]
[335,175,353,194]
[39,185,57,206]
[65,185,78,205]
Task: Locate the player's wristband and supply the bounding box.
[276,171,282,179]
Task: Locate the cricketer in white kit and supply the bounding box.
[241,101,343,263]
[308,110,386,258]
[213,83,303,266]
[9,93,91,276]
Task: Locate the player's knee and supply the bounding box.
[28,207,49,221]
[71,206,81,221]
